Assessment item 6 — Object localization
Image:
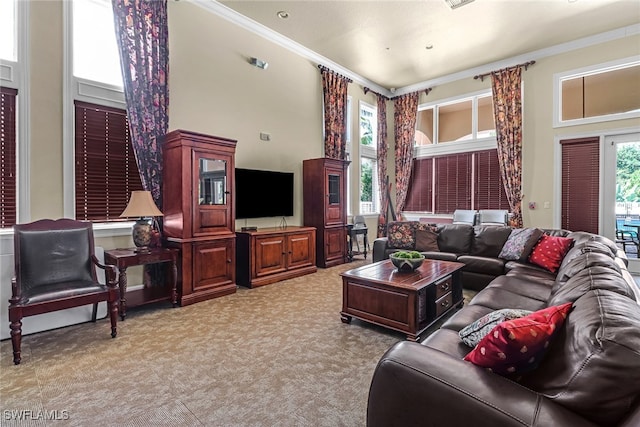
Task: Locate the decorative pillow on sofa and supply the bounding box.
[386,221,418,249]
[459,308,533,347]
[415,224,439,252]
[498,228,544,261]
[463,302,572,376]
[528,234,574,273]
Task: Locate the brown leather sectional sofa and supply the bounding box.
[368,225,640,426]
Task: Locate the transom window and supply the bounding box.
[0,0,16,61]
[554,57,640,127]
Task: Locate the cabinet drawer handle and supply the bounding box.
[227,259,232,263]
[441,300,451,308]
[440,283,450,292]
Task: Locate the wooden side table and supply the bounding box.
[104,247,178,320]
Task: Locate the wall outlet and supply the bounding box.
[259,132,271,141]
[543,201,550,209]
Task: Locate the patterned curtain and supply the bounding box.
[491,67,523,228]
[320,67,351,160]
[375,95,389,237]
[393,92,419,214]
[112,0,169,208]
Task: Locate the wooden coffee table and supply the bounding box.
[340,259,464,341]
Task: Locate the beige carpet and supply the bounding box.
[0,260,475,427]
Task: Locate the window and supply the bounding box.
[0,88,17,228]
[404,149,509,214]
[0,0,16,61]
[74,101,143,221]
[405,91,507,215]
[67,0,141,223]
[73,0,122,86]
[555,57,640,127]
[359,101,379,214]
[415,92,496,150]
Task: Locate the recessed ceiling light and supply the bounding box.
[276,11,289,19]
[425,44,434,50]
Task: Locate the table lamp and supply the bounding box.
[120,190,164,253]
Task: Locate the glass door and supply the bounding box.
[603,132,640,273]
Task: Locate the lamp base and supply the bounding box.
[132,218,153,251]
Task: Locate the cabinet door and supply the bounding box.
[325,169,344,226]
[193,239,235,290]
[192,150,234,236]
[286,231,315,270]
[254,235,287,277]
[324,227,345,264]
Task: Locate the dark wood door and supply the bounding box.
[325,227,345,265]
[286,231,315,270]
[193,239,235,291]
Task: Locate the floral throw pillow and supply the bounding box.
[459,308,533,347]
[528,234,574,273]
[464,303,572,376]
[498,228,544,261]
[386,221,417,250]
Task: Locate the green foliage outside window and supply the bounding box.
[361,160,372,202]
[360,114,373,146]
[616,144,640,203]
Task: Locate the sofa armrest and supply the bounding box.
[372,237,389,263]
[367,341,597,427]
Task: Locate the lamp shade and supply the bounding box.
[120,191,164,218]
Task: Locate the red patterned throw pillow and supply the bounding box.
[528,234,573,273]
[463,303,572,376]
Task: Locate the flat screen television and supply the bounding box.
[235,168,294,219]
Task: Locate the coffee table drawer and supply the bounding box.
[435,292,453,317]
[435,277,452,299]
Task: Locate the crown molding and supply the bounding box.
[192,1,639,99]
[191,0,392,97]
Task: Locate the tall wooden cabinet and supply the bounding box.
[162,129,237,306]
[303,157,350,268]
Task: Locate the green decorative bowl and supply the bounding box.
[389,251,425,272]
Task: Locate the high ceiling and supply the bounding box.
[217,0,640,91]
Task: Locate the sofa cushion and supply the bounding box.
[485,275,553,303]
[528,234,574,273]
[457,255,505,276]
[469,287,548,312]
[415,224,439,252]
[520,290,640,426]
[463,303,572,376]
[440,304,495,332]
[555,251,620,286]
[436,224,474,254]
[420,251,458,262]
[387,221,417,249]
[470,225,512,257]
[421,328,472,359]
[498,227,544,261]
[548,266,635,306]
[558,239,616,273]
[458,308,533,347]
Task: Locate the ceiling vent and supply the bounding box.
[444,0,475,9]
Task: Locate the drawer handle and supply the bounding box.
[441,300,451,308]
[440,283,450,292]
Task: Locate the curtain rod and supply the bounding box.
[363,87,432,100]
[474,60,536,82]
[317,64,353,83]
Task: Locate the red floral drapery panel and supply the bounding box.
[393,92,419,214]
[112,0,169,208]
[320,67,351,160]
[491,67,523,228]
[376,94,389,237]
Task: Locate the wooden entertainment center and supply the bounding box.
[236,226,317,288]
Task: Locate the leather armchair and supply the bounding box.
[9,218,119,365]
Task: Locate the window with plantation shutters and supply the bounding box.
[560,137,599,234]
[1,87,17,228]
[74,101,143,221]
[434,152,472,214]
[404,157,433,212]
[404,149,508,215]
[474,149,510,210]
